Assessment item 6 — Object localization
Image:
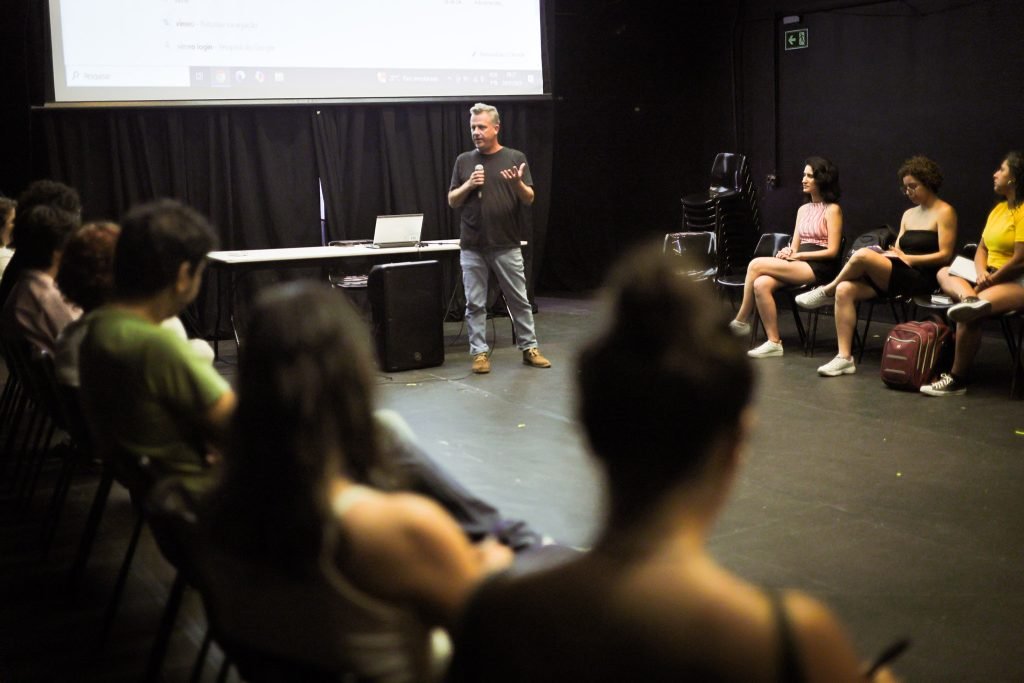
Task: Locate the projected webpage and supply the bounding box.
[50,0,545,103]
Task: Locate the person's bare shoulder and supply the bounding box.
[936,199,958,222]
[340,490,465,566]
[781,590,864,683]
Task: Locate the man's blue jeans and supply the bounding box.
[460,247,537,356]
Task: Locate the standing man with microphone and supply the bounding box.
[448,102,551,374]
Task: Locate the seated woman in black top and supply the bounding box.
[448,245,896,683]
[796,156,956,378]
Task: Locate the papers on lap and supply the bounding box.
[948,255,977,284]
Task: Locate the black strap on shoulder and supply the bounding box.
[766,588,805,683]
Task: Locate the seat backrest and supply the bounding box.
[191,537,431,681]
[709,153,746,193]
[752,232,790,258]
[663,231,718,281]
[961,242,978,259]
[663,231,716,259]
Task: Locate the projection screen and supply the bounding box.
[47,0,547,105]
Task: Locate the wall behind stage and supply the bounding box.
[542,0,1024,290]
[5,2,1023,299]
[736,0,1024,245]
[540,1,743,291]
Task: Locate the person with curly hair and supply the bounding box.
[921,151,1024,396]
[796,156,957,377]
[0,203,81,353]
[54,221,215,387]
[0,179,81,310]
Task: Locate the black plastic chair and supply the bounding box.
[782,235,848,356]
[663,231,718,282]
[716,231,789,299]
[715,232,807,347]
[192,539,429,683]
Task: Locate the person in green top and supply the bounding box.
[79,199,235,484]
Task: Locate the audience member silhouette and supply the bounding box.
[0,203,81,353]
[0,179,81,310]
[449,245,897,683]
[199,281,512,681]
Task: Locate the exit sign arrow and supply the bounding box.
[784,28,809,50]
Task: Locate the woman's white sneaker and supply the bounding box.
[747,340,783,358]
[729,320,751,337]
[817,355,856,376]
[794,287,835,309]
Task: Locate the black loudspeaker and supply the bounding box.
[368,260,445,372]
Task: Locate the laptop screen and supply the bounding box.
[372,214,423,247]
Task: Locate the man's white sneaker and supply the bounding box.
[817,355,856,377]
[747,340,783,358]
[729,319,751,337]
[794,287,835,309]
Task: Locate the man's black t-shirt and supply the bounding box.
[450,147,533,249]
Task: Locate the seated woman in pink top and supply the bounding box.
[730,157,843,358]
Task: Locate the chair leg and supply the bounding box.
[216,656,232,683]
[4,400,40,497]
[748,312,760,348]
[858,302,876,364]
[1008,316,1024,400]
[190,628,215,683]
[502,295,517,346]
[144,572,188,682]
[806,310,821,357]
[0,387,29,485]
[68,464,115,598]
[41,446,79,559]
[790,303,807,350]
[19,421,57,516]
[15,414,52,513]
[1000,317,1017,363]
[99,510,146,648]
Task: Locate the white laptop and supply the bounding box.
[369,213,423,248]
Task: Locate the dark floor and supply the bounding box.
[2,294,1023,681]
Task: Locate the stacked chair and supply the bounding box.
[680,153,762,280]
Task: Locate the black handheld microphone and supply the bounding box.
[474,164,484,199]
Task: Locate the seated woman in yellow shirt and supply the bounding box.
[923,151,1024,396]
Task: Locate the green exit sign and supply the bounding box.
[784,28,809,50]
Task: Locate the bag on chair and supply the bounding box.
[880,319,951,390]
[848,225,897,258]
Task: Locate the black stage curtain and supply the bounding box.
[40,106,320,338]
[38,101,552,336]
[312,102,553,307]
